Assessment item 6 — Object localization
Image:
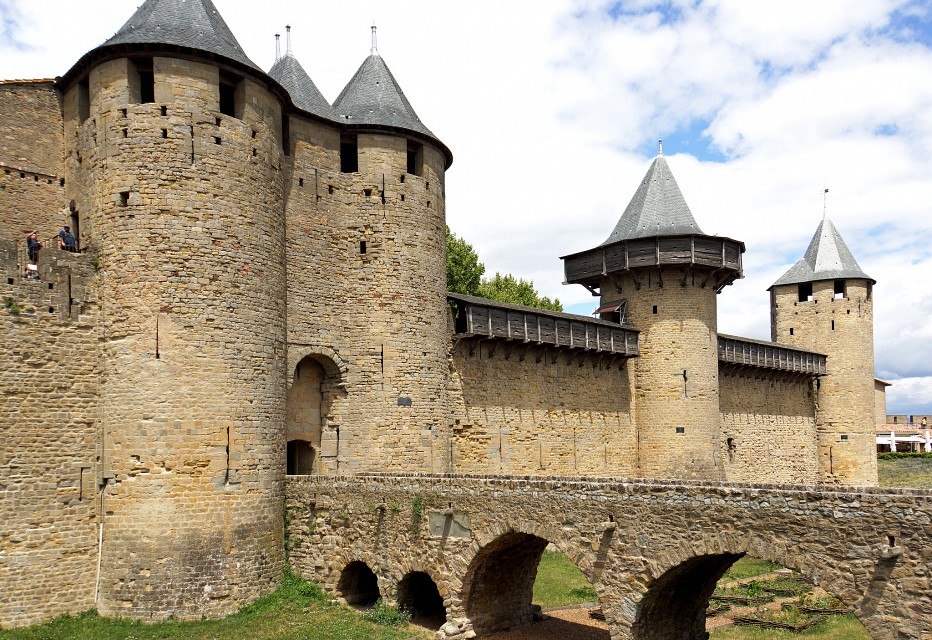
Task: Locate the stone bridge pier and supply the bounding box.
[286,474,932,640]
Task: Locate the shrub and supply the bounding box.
[362,599,412,627]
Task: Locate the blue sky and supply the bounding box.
[1,0,930,415]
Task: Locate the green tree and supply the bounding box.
[446,226,562,312]
[478,272,563,312]
[446,226,484,296]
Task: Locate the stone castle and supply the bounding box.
[0,0,885,629]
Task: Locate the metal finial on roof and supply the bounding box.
[658,137,663,156]
[371,23,378,55]
[822,187,829,220]
[286,25,292,55]
[275,33,280,62]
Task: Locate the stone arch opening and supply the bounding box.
[286,355,342,474]
[464,531,601,636]
[338,561,380,606]
[396,571,446,630]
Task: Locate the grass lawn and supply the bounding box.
[709,614,871,640]
[878,456,932,488]
[532,550,598,609]
[0,572,431,640]
[720,557,781,582]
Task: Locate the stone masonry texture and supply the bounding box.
[0,0,897,632]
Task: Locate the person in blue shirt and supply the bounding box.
[58,225,76,252]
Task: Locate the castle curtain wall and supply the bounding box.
[0,249,99,626]
[0,82,67,244]
[447,341,637,476]
[718,371,819,483]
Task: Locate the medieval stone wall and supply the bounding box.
[447,339,637,476]
[286,473,932,640]
[73,56,287,620]
[0,243,99,627]
[719,370,819,483]
[0,82,66,245]
[772,279,878,485]
[601,267,723,480]
[284,123,450,474]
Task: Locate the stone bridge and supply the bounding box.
[286,474,932,640]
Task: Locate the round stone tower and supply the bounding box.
[277,26,453,475]
[770,218,878,486]
[58,0,288,619]
[562,150,744,479]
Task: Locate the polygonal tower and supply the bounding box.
[562,150,744,479]
[57,0,289,619]
[770,218,878,486]
[280,26,453,476]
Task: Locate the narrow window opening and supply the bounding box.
[400,194,405,202]
[328,184,334,195]
[406,140,423,176]
[652,305,658,315]
[59,178,65,187]
[251,129,257,139]
[252,147,257,156]
[834,279,845,299]
[400,174,405,183]
[213,136,222,145]
[427,200,431,208]
[119,191,129,207]
[340,135,358,172]
[831,320,835,330]
[727,437,736,462]
[219,84,236,117]
[77,77,90,123]
[134,58,155,104]
[426,181,429,190]
[840,434,848,441]
[161,128,167,138]
[281,116,290,156]
[69,205,80,246]
[888,535,896,547]
[122,128,128,138]
[675,426,685,434]
[6,278,13,285]
[364,188,372,197]
[798,282,813,302]
[48,283,54,290]
[360,240,367,255]
[299,178,304,187]
[159,106,167,116]
[49,307,55,313]
[215,116,223,127]
[119,108,128,118]
[789,328,794,336]
[33,175,38,182]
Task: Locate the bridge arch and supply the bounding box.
[396,570,447,630]
[460,521,600,636]
[337,560,380,606]
[626,531,879,640]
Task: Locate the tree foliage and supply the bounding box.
[446,226,562,312]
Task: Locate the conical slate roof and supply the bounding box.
[333,53,436,139]
[602,154,703,244]
[60,0,261,83]
[772,218,874,287]
[269,54,337,122]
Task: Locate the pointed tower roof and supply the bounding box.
[602,153,703,244]
[269,54,337,122]
[333,45,452,167]
[60,0,262,85]
[772,218,874,287]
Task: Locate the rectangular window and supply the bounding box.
[219,82,236,117]
[281,116,290,156]
[341,135,358,173]
[133,58,155,104]
[798,282,813,302]
[407,140,423,176]
[834,279,845,299]
[77,78,90,123]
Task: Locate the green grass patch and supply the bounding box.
[532,550,599,609]
[721,557,782,582]
[710,613,871,639]
[0,569,431,640]
[878,456,932,488]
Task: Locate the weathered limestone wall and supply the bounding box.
[287,474,932,640]
[874,379,888,426]
[601,267,723,480]
[0,243,99,627]
[0,81,66,244]
[285,125,450,474]
[772,280,878,485]
[719,371,819,483]
[447,340,637,476]
[76,56,287,619]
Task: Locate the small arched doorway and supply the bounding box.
[396,571,446,630]
[338,561,380,606]
[286,357,326,475]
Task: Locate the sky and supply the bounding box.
[1,0,930,416]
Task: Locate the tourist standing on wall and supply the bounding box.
[58,225,76,252]
[26,231,41,263]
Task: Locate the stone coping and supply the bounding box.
[287,472,932,498]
